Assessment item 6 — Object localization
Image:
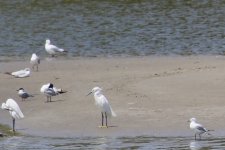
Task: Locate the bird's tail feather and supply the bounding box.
[206,129,214,136]
[58,48,67,52]
[4,72,11,75]
[111,108,117,117]
[58,89,67,94]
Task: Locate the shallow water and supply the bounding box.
[0,136,225,150]
[1,0,225,60]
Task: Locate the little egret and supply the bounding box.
[189,118,212,140]
[1,99,24,132]
[87,87,116,128]
[30,53,40,71]
[17,88,33,101]
[45,39,67,57]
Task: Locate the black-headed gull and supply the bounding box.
[1,98,24,132]
[87,87,116,128]
[30,53,40,71]
[40,83,67,102]
[45,39,67,57]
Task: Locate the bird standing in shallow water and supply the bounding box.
[1,99,24,132]
[87,87,116,128]
[30,53,40,71]
[17,88,33,101]
[189,118,212,140]
[45,39,67,57]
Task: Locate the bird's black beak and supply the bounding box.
[86,92,92,96]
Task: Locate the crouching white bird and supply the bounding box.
[45,39,67,57]
[40,83,67,102]
[30,53,40,71]
[1,99,24,132]
[17,88,33,101]
[189,118,213,140]
[5,68,31,78]
[87,87,116,128]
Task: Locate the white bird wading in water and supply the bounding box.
[188,118,213,140]
[87,87,116,128]
[1,99,24,133]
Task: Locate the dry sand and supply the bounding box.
[0,56,225,137]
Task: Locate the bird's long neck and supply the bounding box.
[94,91,102,97]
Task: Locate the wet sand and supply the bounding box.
[0,56,225,137]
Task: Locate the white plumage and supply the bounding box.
[1,99,24,132]
[40,83,66,102]
[5,68,31,78]
[17,88,33,101]
[30,53,40,71]
[87,87,116,127]
[189,118,211,140]
[45,39,67,56]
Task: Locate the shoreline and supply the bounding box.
[1,56,225,137]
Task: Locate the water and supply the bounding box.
[1,0,225,60]
[0,136,225,150]
[2,1,225,149]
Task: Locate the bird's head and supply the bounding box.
[24,68,30,71]
[48,83,54,89]
[87,86,102,96]
[17,88,24,91]
[32,53,37,57]
[188,117,197,123]
[46,39,51,44]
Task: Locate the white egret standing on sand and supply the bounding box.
[17,88,33,101]
[30,53,40,71]
[189,118,212,140]
[87,87,116,128]
[1,99,24,132]
[40,83,67,102]
[45,39,67,57]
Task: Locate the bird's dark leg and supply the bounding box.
[12,118,15,132]
[36,65,38,72]
[199,134,201,140]
[50,96,51,102]
[101,112,104,126]
[105,112,108,127]
[195,134,197,140]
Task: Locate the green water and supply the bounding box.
[1,0,225,60]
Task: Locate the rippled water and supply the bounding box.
[1,0,225,60]
[1,1,225,148]
[0,136,225,150]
